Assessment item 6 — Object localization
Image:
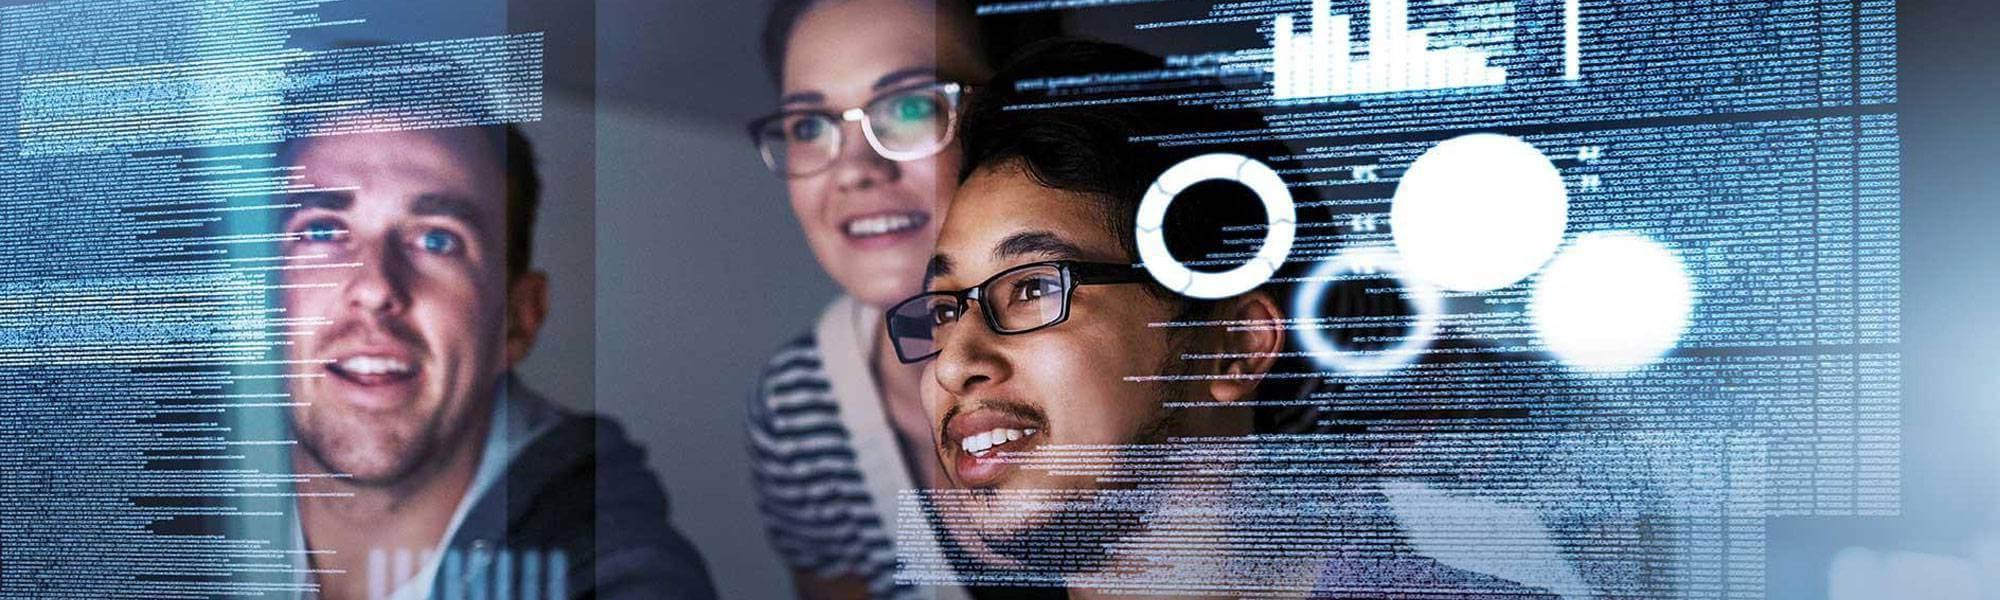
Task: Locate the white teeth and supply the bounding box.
[336,355,412,376]
[844,213,924,238]
[958,427,1037,458]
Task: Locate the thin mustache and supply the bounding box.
[315,315,425,358]
[939,398,1047,444]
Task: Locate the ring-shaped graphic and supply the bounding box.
[1291,246,1443,375]
[1136,153,1297,299]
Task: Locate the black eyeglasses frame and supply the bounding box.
[886,260,1149,364]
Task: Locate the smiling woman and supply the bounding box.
[740,1,1010,599]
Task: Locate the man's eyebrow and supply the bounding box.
[873,66,937,91]
[925,254,953,290]
[292,190,353,212]
[993,231,1086,261]
[411,194,491,233]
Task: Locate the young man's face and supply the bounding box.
[920,162,1197,550]
[278,128,513,486]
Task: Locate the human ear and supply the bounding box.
[1206,291,1285,403]
[505,270,549,368]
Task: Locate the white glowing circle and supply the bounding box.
[1530,232,1694,373]
[1136,153,1296,300]
[1290,245,1442,375]
[1391,133,1569,292]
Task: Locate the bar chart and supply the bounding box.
[1271,0,1582,100]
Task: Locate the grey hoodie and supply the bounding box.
[427,407,718,599]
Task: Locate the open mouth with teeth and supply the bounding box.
[960,426,1040,458]
[841,211,928,242]
[328,355,416,382]
[322,352,422,411]
[944,405,1048,488]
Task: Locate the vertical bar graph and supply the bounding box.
[1564,0,1582,80]
[1271,0,1581,100]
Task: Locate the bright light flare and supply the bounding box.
[1391,133,1569,292]
[1530,232,1693,373]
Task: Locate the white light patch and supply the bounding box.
[1391,133,1569,292]
[1530,232,1693,373]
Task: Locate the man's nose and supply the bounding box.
[829,116,898,192]
[931,312,1010,397]
[342,239,411,315]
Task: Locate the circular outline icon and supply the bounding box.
[1135,153,1297,299]
[1290,245,1443,375]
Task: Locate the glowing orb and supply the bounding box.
[1391,133,1568,292]
[1530,232,1693,373]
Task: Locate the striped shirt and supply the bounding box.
[747,296,969,600]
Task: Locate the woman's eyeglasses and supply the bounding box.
[885,260,1148,364]
[748,81,967,178]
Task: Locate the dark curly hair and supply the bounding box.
[957,37,1322,430]
[957,38,1296,309]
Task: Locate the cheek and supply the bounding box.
[277,279,343,335]
[920,363,948,437]
[897,156,950,212]
[1014,332,1167,445]
[785,177,855,283]
[785,177,830,230]
[929,144,964,197]
[410,271,504,346]
[278,285,318,316]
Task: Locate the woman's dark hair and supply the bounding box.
[758,0,1061,84]
[759,0,824,82]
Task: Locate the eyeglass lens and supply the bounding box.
[755,84,955,176]
[888,264,1069,362]
[861,88,949,158]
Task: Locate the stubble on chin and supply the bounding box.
[962,359,1200,578]
[290,402,431,488]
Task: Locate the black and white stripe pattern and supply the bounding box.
[748,333,913,599]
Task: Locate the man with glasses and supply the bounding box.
[890,39,1555,597]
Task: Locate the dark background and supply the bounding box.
[592,3,831,598]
